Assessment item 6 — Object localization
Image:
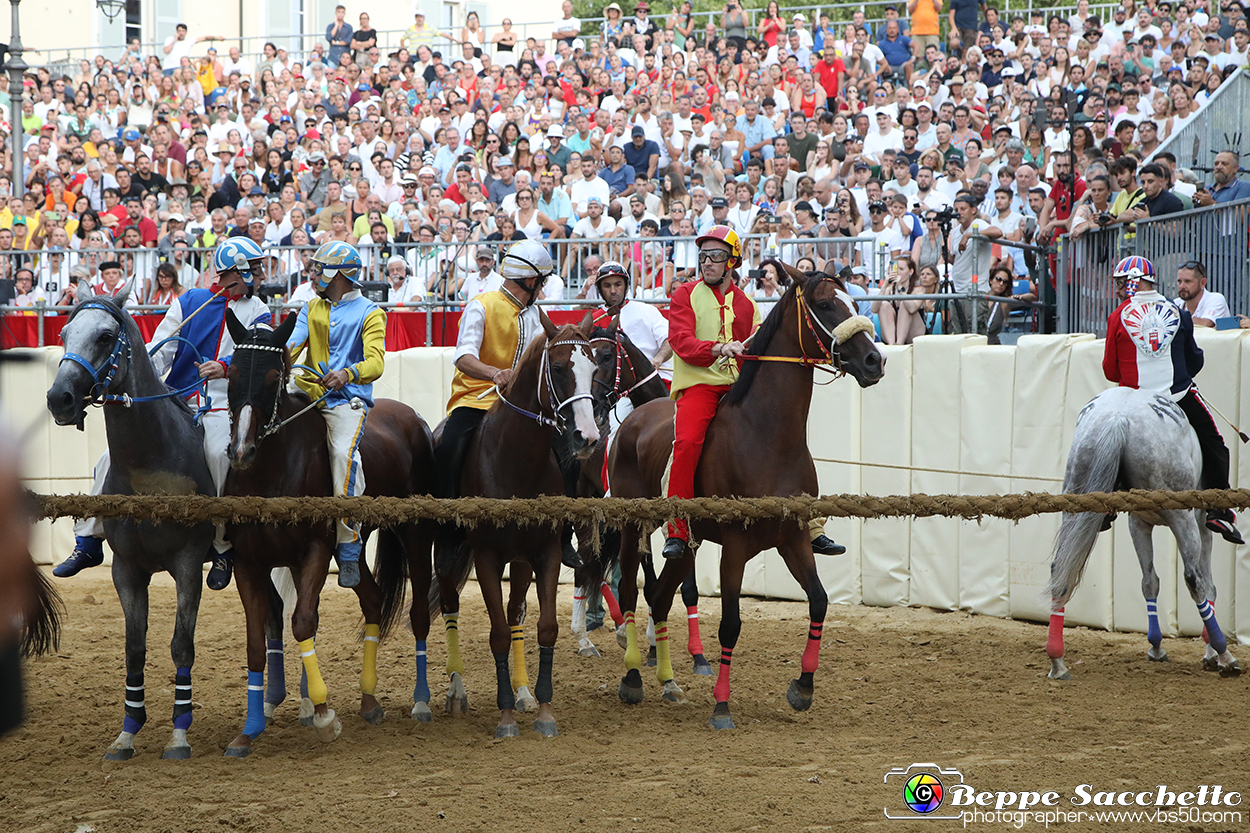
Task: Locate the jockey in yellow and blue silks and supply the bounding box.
[285,241,386,588]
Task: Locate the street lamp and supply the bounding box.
[96,0,124,22]
[5,0,26,198]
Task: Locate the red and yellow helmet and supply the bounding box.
[695,224,743,268]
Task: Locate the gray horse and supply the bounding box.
[46,291,216,760]
[1045,386,1241,680]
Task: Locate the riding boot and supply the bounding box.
[206,549,234,590]
[810,534,847,555]
[1206,508,1244,545]
[53,535,105,578]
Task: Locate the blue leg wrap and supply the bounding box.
[243,670,266,738]
[123,671,145,735]
[413,639,430,705]
[266,639,286,707]
[1145,599,1162,649]
[337,541,362,564]
[1199,600,1228,654]
[172,666,193,731]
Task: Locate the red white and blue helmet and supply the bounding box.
[309,241,364,289]
[212,237,266,285]
[1112,255,1155,297]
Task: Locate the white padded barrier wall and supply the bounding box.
[1007,334,1090,624]
[1238,338,1250,646]
[958,345,1015,618]
[858,344,912,607]
[809,375,863,605]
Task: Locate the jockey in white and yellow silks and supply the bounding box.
[285,241,387,588]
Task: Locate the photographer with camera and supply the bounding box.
[1067,175,1116,240]
[946,194,1002,334]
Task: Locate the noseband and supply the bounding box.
[497,338,596,430]
[590,331,660,411]
[59,301,133,407]
[739,279,875,378]
[230,342,288,441]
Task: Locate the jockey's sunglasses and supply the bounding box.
[697,250,731,264]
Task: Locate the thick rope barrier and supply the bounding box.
[29,488,1250,529]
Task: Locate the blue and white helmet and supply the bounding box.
[309,241,364,289]
[212,237,266,285]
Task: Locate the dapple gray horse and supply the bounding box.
[45,291,216,760]
[1045,387,1240,680]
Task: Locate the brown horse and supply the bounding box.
[221,313,436,757]
[437,318,600,738]
[607,262,884,727]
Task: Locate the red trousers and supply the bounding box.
[666,383,731,540]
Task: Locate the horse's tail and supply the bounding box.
[1045,413,1128,606]
[22,561,64,658]
[373,528,410,641]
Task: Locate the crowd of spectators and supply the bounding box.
[0,0,1248,341]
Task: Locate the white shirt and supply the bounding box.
[163,36,195,70]
[387,279,421,305]
[726,203,759,234]
[572,215,618,239]
[454,292,542,365]
[461,269,503,300]
[1175,289,1231,323]
[863,128,904,160]
[569,177,610,218]
[616,299,673,380]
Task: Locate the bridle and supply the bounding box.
[230,337,347,442]
[58,300,212,418]
[738,278,875,379]
[590,329,660,412]
[497,337,596,430]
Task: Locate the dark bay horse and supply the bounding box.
[45,292,216,760]
[437,318,600,738]
[607,262,884,727]
[221,313,436,757]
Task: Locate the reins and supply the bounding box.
[589,333,660,409]
[497,337,596,429]
[737,280,875,381]
[231,343,351,440]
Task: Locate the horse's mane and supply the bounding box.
[70,293,194,416]
[724,270,837,407]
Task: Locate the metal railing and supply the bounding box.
[1145,68,1250,173]
[1055,198,1250,336]
[39,2,1123,77]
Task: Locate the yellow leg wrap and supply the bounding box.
[623,611,641,672]
[808,518,826,539]
[445,614,464,677]
[361,623,380,696]
[655,620,674,683]
[299,637,328,706]
[510,625,529,691]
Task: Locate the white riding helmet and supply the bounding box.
[500,239,554,285]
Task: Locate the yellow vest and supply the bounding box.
[447,290,532,413]
[671,281,760,395]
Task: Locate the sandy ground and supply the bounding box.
[2,571,1249,833]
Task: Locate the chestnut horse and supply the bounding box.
[436,319,600,738]
[607,263,884,728]
[221,313,436,757]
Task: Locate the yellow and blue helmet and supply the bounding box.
[309,241,364,289]
[212,237,266,285]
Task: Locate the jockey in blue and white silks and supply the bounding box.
[1102,255,1242,545]
[55,238,273,588]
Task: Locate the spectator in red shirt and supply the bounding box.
[813,49,846,101]
[121,195,160,247]
[1039,151,1086,241]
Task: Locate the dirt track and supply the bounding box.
[2,572,1248,833]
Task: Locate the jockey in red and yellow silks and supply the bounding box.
[661,226,759,558]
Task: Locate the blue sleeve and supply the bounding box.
[624,166,635,185]
[287,307,310,361]
[254,310,272,325]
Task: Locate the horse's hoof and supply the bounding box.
[1048,669,1073,681]
[661,680,686,704]
[313,710,342,743]
[1203,656,1221,672]
[619,669,645,705]
[161,745,192,761]
[577,644,602,658]
[534,719,559,737]
[1147,647,1170,662]
[616,625,628,650]
[1048,658,1072,681]
[515,687,539,714]
[223,745,252,759]
[360,705,385,725]
[410,701,434,722]
[494,723,520,739]
[1220,660,1242,678]
[708,703,735,730]
[103,747,135,762]
[691,654,713,676]
[445,672,469,715]
[299,697,316,726]
[786,678,814,712]
[646,646,657,667]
